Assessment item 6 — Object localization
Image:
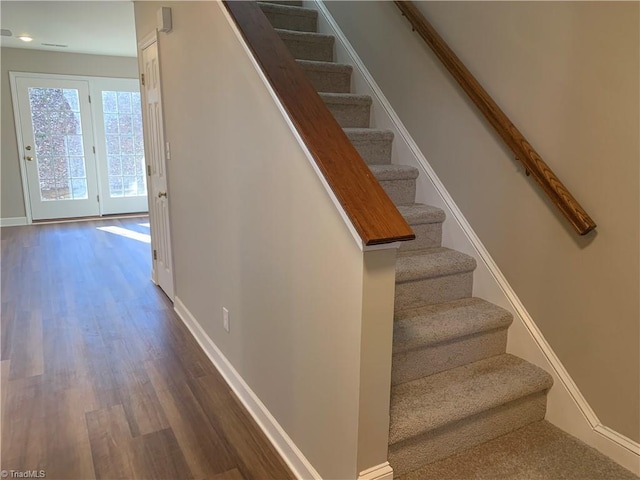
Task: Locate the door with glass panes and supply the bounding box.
[12,73,147,221]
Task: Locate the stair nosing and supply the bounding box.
[369,164,419,182]
[318,92,372,105]
[396,204,446,225]
[275,28,334,43]
[296,59,352,72]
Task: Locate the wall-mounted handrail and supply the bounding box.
[223,1,414,246]
[394,1,596,235]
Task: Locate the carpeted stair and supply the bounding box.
[257,2,638,478]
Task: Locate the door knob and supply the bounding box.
[25,156,33,161]
[158,191,167,198]
[25,145,32,151]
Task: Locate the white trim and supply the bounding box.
[218,2,365,251]
[137,30,159,288]
[357,462,393,480]
[0,217,27,227]
[31,213,147,226]
[314,1,640,475]
[9,72,34,225]
[363,241,401,252]
[174,297,322,480]
[138,30,158,51]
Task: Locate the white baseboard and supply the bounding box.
[358,462,393,480]
[0,217,27,227]
[174,297,322,480]
[313,1,640,476]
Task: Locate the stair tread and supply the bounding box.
[393,297,513,353]
[257,2,318,17]
[344,127,394,140]
[397,204,445,225]
[275,28,334,44]
[396,247,476,282]
[318,92,372,105]
[389,354,553,444]
[368,164,418,181]
[296,59,352,73]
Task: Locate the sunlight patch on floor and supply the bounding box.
[97,225,151,243]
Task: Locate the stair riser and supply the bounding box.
[261,11,317,32]
[324,103,371,128]
[389,392,548,476]
[279,36,333,62]
[299,65,351,93]
[392,329,508,385]
[399,222,443,251]
[379,179,416,206]
[349,137,392,165]
[395,272,473,310]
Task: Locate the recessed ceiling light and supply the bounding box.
[18,35,33,42]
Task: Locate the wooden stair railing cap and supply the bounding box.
[394,1,596,236]
[223,0,415,246]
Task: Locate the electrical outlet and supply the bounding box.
[223,307,230,333]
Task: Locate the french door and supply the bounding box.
[14,77,100,220]
[11,73,148,221]
[91,78,148,215]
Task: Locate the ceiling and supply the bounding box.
[0,1,138,57]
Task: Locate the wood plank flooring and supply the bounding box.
[1,218,295,480]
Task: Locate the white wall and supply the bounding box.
[324,1,640,443]
[133,2,397,478]
[0,48,139,219]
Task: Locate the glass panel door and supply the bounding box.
[92,78,149,215]
[14,76,99,220]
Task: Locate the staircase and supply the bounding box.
[255,2,634,479]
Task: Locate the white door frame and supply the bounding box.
[138,30,175,300]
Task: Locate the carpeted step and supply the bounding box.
[257,2,318,33]
[395,248,476,309]
[392,298,513,384]
[275,29,334,62]
[368,164,418,206]
[296,60,352,93]
[319,93,372,128]
[396,204,445,251]
[344,128,394,165]
[389,354,553,475]
[397,420,640,480]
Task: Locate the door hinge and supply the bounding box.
[141,73,145,86]
[147,164,151,176]
[88,95,92,104]
[153,249,157,260]
[96,194,100,202]
[92,146,96,154]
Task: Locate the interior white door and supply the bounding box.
[13,76,100,220]
[141,39,174,300]
[91,78,149,215]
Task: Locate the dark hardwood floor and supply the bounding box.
[1,218,294,480]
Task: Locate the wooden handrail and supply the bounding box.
[394,1,596,235]
[223,1,414,246]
